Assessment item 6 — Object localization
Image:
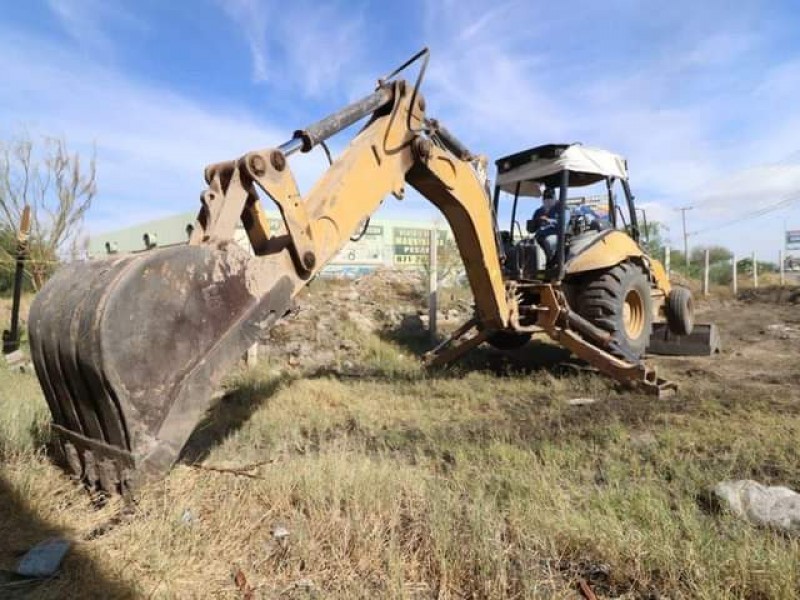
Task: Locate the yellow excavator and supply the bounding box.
[28,50,702,495]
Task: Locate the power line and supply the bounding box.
[689,192,800,237]
[681,148,800,210]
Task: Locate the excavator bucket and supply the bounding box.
[29,244,296,493]
[26,71,425,494]
[647,322,722,356]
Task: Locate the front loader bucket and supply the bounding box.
[29,244,296,494]
[647,322,721,357]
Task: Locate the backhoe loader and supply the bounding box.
[29,50,701,495]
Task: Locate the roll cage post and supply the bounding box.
[621,179,640,243]
[508,181,521,244]
[606,178,616,228]
[553,169,570,281]
[605,177,640,244]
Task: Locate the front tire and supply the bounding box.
[666,286,694,335]
[577,262,653,360]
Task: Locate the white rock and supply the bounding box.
[2,349,26,367]
[714,479,800,533]
[567,397,597,406]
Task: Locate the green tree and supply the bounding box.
[690,245,732,264]
[0,226,21,294]
[641,221,667,258]
[419,231,465,287]
[737,257,776,274]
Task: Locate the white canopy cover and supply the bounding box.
[496,144,628,196]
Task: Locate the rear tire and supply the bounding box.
[666,286,694,335]
[577,262,653,360]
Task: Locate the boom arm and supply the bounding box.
[190,79,510,329]
[27,77,512,493]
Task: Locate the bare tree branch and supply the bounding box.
[0,134,97,291]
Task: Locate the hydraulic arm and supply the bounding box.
[29,51,677,496]
[28,65,511,494]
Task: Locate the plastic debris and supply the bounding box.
[567,397,597,406]
[714,480,800,533]
[180,508,195,525]
[2,349,26,367]
[271,524,290,541]
[15,538,71,578]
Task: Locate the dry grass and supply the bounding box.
[1,294,800,598]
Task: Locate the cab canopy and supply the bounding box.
[495,143,628,197]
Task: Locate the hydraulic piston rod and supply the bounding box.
[280,86,394,156]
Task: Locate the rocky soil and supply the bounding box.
[258,269,472,370]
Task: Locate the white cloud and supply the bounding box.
[0,29,332,235]
[6,1,800,259]
[216,0,368,97]
[217,0,269,82]
[46,0,147,56]
[418,2,800,257]
[680,31,758,68]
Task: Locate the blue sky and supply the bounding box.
[2,0,800,259]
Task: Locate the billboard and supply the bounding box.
[392,227,449,266]
[787,230,800,250]
[338,224,385,265]
[89,211,457,276]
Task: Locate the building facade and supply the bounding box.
[88,211,455,278]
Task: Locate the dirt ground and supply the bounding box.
[659,286,799,378]
[269,276,800,405]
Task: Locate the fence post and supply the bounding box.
[246,344,259,368]
[752,251,758,288]
[428,227,438,343]
[664,245,671,279]
[779,250,785,286]
[732,255,738,295]
[702,248,710,296]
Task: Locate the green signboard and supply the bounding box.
[392,227,448,265]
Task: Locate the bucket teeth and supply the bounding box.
[64,442,82,479]
[29,244,296,495]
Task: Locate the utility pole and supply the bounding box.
[676,206,693,269]
[428,227,438,344]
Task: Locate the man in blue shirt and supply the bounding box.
[532,188,567,264]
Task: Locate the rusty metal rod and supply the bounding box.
[565,309,612,346]
[565,309,639,364]
[284,86,394,155]
[2,207,30,354]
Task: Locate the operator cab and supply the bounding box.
[493,143,647,281]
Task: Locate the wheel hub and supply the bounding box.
[623,289,645,339]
